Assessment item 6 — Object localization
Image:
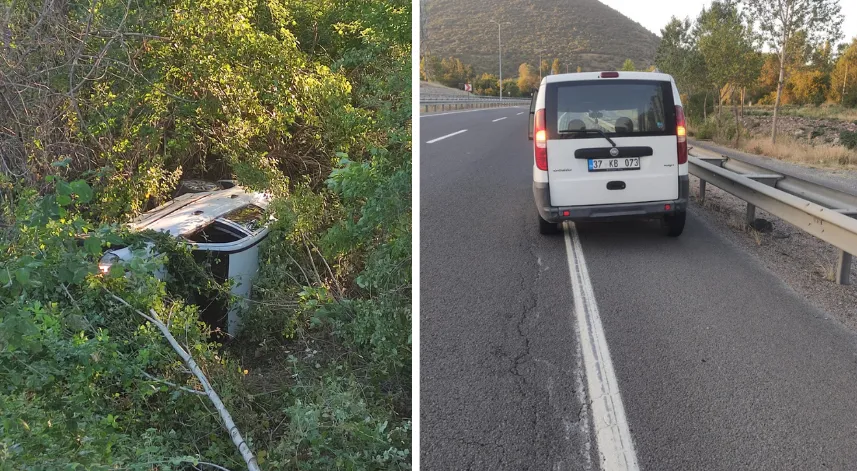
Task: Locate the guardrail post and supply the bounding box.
[836,251,852,285]
[699,180,707,204]
[746,203,756,226]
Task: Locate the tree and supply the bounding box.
[577,66,582,73]
[742,0,843,142]
[621,59,636,71]
[475,72,499,95]
[517,63,539,94]
[828,37,857,105]
[790,69,828,104]
[657,16,708,96]
[551,58,561,75]
[503,79,521,97]
[421,55,444,82]
[540,59,550,78]
[695,1,760,118]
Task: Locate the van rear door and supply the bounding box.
[545,79,679,207]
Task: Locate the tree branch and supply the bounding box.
[106,290,262,471]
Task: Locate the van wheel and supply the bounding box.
[662,210,686,237]
[539,214,560,235]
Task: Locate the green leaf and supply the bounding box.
[84,236,102,256]
[57,266,74,284]
[104,233,124,246]
[56,194,72,206]
[70,180,93,203]
[14,268,30,285]
[56,181,72,197]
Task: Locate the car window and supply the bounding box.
[186,221,247,243]
[222,205,265,233]
[546,80,675,138]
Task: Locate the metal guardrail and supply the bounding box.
[688,146,857,285]
[421,96,530,103]
[419,98,529,113]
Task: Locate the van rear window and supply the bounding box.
[545,80,676,138]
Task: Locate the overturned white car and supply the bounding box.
[99,183,271,337]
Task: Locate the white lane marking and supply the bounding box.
[420,106,525,118]
[517,112,525,115]
[563,222,639,471]
[426,129,467,144]
[492,117,507,122]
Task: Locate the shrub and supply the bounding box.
[841,131,857,150]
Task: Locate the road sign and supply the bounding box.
[464,83,472,92]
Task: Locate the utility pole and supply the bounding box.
[537,49,546,81]
[490,20,511,100]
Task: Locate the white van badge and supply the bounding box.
[609,147,619,157]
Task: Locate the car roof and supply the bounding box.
[130,187,270,237]
[542,71,675,84]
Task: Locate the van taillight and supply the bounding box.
[534,109,547,170]
[600,71,619,78]
[676,105,687,165]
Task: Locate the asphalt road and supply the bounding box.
[419,107,857,470]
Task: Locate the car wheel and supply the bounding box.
[539,214,560,235]
[662,210,686,237]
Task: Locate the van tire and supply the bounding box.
[662,210,686,237]
[539,214,561,235]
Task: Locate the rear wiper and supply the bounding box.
[558,129,617,147]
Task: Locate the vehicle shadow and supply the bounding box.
[574,218,666,239]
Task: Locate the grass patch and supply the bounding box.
[731,135,857,169]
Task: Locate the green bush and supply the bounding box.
[693,119,718,139]
[0,180,243,469]
[841,130,857,150]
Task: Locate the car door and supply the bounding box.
[528,92,537,140]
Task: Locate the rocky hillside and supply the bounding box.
[742,115,857,147]
[421,0,660,76]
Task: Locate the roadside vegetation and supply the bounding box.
[652,0,857,168]
[744,105,857,122]
[0,0,410,469]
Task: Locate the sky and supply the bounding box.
[600,0,857,47]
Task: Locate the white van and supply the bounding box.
[529,71,688,236]
[98,185,272,337]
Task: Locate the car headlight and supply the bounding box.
[98,252,120,274]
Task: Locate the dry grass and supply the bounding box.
[724,134,857,170]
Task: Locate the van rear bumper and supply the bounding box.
[534,175,689,223]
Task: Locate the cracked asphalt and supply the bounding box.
[420,108,857,470]
[420,107,595,470]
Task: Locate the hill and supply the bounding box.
[421,0,661,77]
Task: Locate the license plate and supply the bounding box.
[588,157,640,172]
